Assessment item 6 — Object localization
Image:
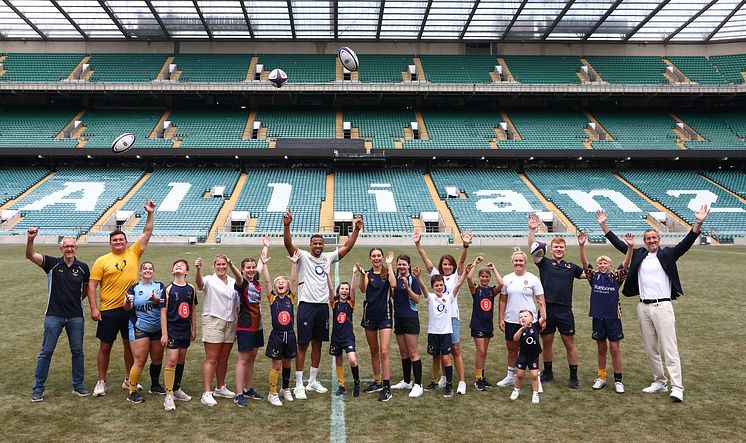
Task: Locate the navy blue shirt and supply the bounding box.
[470,285,498,333]
[535,257,583,307]
[364,270,392,321]
[519,322,542,358]
[41,255,90,317]
[331,298,355,342]
[393,275,420,319]
[161,282,198,340]
[587,266,627,320]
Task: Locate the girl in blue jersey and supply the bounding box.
[329,264,361,397]
[467,256,504,391]
[123,262,166,404]
[389,254,424,398]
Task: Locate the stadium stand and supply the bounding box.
[592,111,680,150]
[334,169,436,233]
[501,55,582,84]
[402,110,497,149]
[418,55,496,84]
[257,108,336,139]
[0,168,48,206]
[170,109,267,148]
[87,53,168,82]
[719,110,746,140]
[585,56,668,84]
[430,169,546,234]
[703,171,746,199]
[499,111,588,150]
[8,168,144,236]
[0,107,79,148]
[0,53,83,82]
[357,55,412,83]
[525,170,658,234]
[79,109,172,149]
[678,112,746,150]
[257,54,337,83]
[710,54,746,84]
[173,54,252,83]
[666,56,727,85]
[343,109,414,149]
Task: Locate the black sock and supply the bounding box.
[402,358,412,384]
[383,379,390,388]
[412,359,422,385]
[544,361,553,374]
[174,363,185,391]
[614,372,623,383]
[150,363,162,387]
[351,365,360,382]
[569,365,578,379]
[444,366,453,383]
[282,367,291,390]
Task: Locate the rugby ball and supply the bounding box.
[111,132,136,153]
[268,68,288,88]
[530,241,547,259]
[338,47,359,72]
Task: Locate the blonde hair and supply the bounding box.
[596,255,613,265]
[213,254,229,265]
[511,248,527,261]
[274,275,290,286]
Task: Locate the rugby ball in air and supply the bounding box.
[268,68,288,88]
[338,47,359,72]
[530,241,547,259]
[111,132,136,153]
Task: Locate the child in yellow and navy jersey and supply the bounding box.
[329,264,362,397]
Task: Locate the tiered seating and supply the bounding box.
[80,109,172,149]
[0,53,83,82]
[257,54,336,83]
[501,56,581,84]
[402,110,497,149]
[170,109,267,148]
[174,54,251,82]
[719,111,746,139]
[357,55,412,83]
[335,169,435,233]
[710,54,746,84]
[526,170,657,234]
[0,168,48,205]
[499,111,587,150]
[419,55,496,84]
[621,170,746,234]
[88,54,167,82]
[0,108,79,148]
[9,168,144,236]
[121,168,239,238]
[343,109,413,149]
[592,111,680,150]
[678,112,746,150]
[666,56,727,85]
[257,109,335,138]
[430,169,546,233]
[703,171,746,199]
[232,168,326,232]
[585,56,667,84]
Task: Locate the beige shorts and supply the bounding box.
[202,315,236,344]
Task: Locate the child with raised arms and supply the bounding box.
[329,264,362,397]
[467,256,504,391]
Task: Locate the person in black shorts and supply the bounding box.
[329,265,361,397]
[390,254,424,398]
[467,257,503,391]
[510,310,542,404]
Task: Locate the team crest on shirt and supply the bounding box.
[524,280,528,285]
[114,259,127,272]
[71,268,80,277]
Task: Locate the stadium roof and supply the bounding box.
[0,0,744,43]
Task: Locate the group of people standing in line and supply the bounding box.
[26,198,710,409]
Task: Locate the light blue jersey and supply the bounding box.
[127,281,166,334]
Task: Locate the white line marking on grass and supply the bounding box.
[330,260,346,443]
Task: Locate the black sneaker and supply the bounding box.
[424,382,438,391]
[127,391,144,404]
[234,394,247,407]
[352,381,361,398]
[244,388,264,400]
[378,387,392,402]
[364,382,383,393]
[335,386,347,396]
[443,383,453,398]
[568,378,580,389]
[149,384,166,395]
[31,391,44,402]
[483,378,493,389]
[474,379,486,391]
[540,371,554,383]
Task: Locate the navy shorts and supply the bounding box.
[591,318,624,342]
[394,316,420,335]
[97,307,130,343]
[237,329,265,352]
[516,353,540,371]
[542,304,575,336]
[329,339,356,356]
[130,325,162,342]
[504,322,522,342]
[362,317,393,331]
[266,330,297,360]
[427,333,453,356]
[297,302,329,345]
[166,337,191,350]
[471,328,494,339]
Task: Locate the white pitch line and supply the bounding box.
[330,260,346,443]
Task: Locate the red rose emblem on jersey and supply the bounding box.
[524,280,528,285]
[178,302,190,318]
[277,311,291,326]
[336,312,347,324]
[480,298,492,311]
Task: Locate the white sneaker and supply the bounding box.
[200,391,217,406]
[93,380,107,397]
[532,391,540,404]
[122,378,142,391]
[592,378,607,390]
[173,388,192,401]
[510,388,520,400]
[267,393,283,406]
[670,387,684,402]
[408,384,424,398]
[456,381,467,395]
[279,388,294,402]
[642,382,668,393]
[213,385,236,398]
[496,376,515,388]
[437,376,447,388]
[164,395,176,411]
[391,380,413,390]
[615,382,625,394]
[306,380,328,394]
[293,385,308,400]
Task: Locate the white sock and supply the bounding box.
[507,367,517,378]
[309,367,319,384]
[295,371,304,387]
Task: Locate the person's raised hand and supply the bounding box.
[144,198,156,213]
[595,209,608,225]
[695,204,709,224]
[528,213,541,230]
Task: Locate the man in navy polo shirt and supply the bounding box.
[528,215,585,389]
[26,228,90,402]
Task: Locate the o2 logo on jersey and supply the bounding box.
[437,303,447,313]
[314,265,325,276]
[178,302,191,318]
[524,335,536,345]
[336,312,347,324]
[480,298,492,311]
[277,311,292,326]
